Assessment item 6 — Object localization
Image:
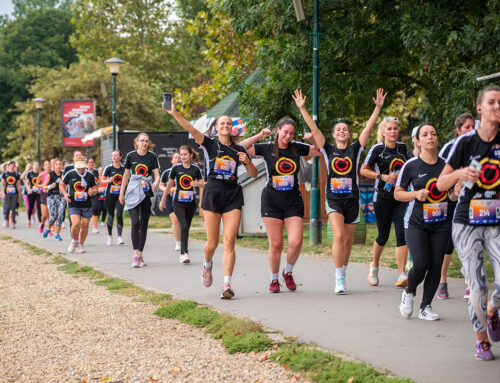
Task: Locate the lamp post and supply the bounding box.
[105,57,124,150]
[293,0,321,244]
[33,97,46,163]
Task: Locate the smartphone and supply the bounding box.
[163,93,172,110]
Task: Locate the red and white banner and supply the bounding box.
[61,100,96,147]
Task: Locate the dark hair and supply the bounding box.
[179,145,200,163]
[454,113,475,137]
[476,86,500,106]
[112,149,122,157]
[415,123,435,139]
[205,116,239,145]
[273,116,297,158]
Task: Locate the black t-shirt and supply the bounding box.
[438,138,456,161]
[1,171,20,195]
[397,157,451,231]
[26,170,40,194]
[47,171,63,196]
[199,136,249,188]
[62,169,97,208]
[63,164,74,175]
[321,140,363,201]
[446,129,500,226]
[124,150,160,196]
[253,141,310,192]
[169,164,202,203]
[364,142,408,201]
[161,168,175,200]
[103,164,125,197]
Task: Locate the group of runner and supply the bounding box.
[1,85,499,361]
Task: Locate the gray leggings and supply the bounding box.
[453,223,500,333]
[47,194,66,227]
[3,194,18,222]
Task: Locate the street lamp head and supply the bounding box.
[33,97,46,110]
[105,57,125,75]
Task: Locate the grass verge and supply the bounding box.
[2,236,414,382]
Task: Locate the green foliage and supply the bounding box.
[95,277,134,290]
[222,332,273,354]
[178,306,220,328]
[154,300,198,318]
[12,0,72,18]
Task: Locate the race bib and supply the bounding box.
[330,178,352,194]
[74,191,88,202]
[469,199,500,225]
[214,157,236,176]
[140,180,150,192]
[491,144,500,160]
[272,175,294,191]
[109,185,121,195]
[423,202,448,223]
[178,190,194,202]
[98,186,106,194]
[6,185,16,194]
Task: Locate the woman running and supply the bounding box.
[103,150,125,246]
[20,163,32,226]
[240,103,320,293]
[1,161,21,228]
[360,117,409,287]
[395,123,458,321]
[60,155,98,253]
[96,166,108,226]
[119,133,161,268]
[42,158,65,241]
[160,145,203,264]
[436,113,475,300]
[159,152,182,251]
[25,161,42,227]
[165,100,257,299]
[294,88,386,294]
[437,86,500,361]
[37,160,51,234]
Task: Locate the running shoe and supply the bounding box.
[76,244,86,254]
[399,290,415,318]
[282,270,297,291]
[38,224,43,233]
[54,234,62,241]
[269,279,280,293]
[175,243,181,251]
[220,283,234,299]
[367,263,379,286]
[3,220,7,227]
[179,253,190,264]
[116,236,125,245]
[68,240,77,253]
[464,288,470,301]
[132,256,141,268]
[201,265,213,287]
[12,223,16,229]
[418,305,440,321]
[42,228,50,238]
[487,306,500,342]
[437,282,449,299]
[92,227,100,234]
[395,272,408,288]
[27,220,31,228]
[138,256,147,267]
[335,275,346,295]
[475,340,494,361]
[107,236,113,246]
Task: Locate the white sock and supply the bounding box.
[342,265,347,275]
[224,276,231,284]
[271,273,279,281]
[175,240,181,246]
[203,261,212,270]
[335,268,343,278]
[285,263,294,274]
[108,235,112,240]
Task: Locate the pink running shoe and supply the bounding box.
[220,283,234,299]
[38,224,43,233]
[138,256,147,267]
[269,280,281,293]
[132,256,141,268]
[282,270,297,291]
[201,266,213,287]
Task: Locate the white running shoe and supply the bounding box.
[399,290,415,318]
[68,239,77,253]
[76,244,86,253]
[92,227,100,234]
[179,253,190,264]
[395,272,408,288]
[116,236,125,245]
[367,263,379,286]
[107,236,113,246]
[174,242,181,251]
[335,275,346,294]
[418,305,440,321]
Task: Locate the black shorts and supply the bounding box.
[201,185,243,214]
[326,198,360,224]
[261,187,304,221]
[165,196,174,215]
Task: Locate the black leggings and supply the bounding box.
[373,198,406,247]
[106,195,124,236]
[405,228,448,309]
[27,193,41,222]
[128,197,151,252]
[173,201,197,254]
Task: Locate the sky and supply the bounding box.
[0,0,14,17]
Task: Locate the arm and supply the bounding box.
[164,99,204,145]
[293,89,326,150]
[436,164,480,192]
[359,88,386,148]
[239,128,272,151]
[152,168,160,191]
[394,186,429,202]
[42,173,51,191]
[119,168,131,205]
[16,180,21,201]
[360,164,395,184]
[238,151,257,178]
[59,182,71,203]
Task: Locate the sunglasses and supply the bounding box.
[383,117,398,122]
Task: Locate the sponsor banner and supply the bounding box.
[61,100,96,147]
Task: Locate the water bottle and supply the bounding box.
[383,170,397,192]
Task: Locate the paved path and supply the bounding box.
[2,219,499,382]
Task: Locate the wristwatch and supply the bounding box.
[377,174,382,181]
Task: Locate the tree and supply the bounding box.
[12,0,72,18]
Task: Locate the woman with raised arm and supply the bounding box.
[239,103,320,294]
[159,152,182,251]
[164,100,257,299]
[437,86,500,361]
[294,88,386,294]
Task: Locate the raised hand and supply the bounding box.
[303,132,313,141]
[373,88,387,108]
[162,98,176,115]
[292,89,307,109]
[261,128,272,138]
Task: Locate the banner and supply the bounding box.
[61,100,96,147]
